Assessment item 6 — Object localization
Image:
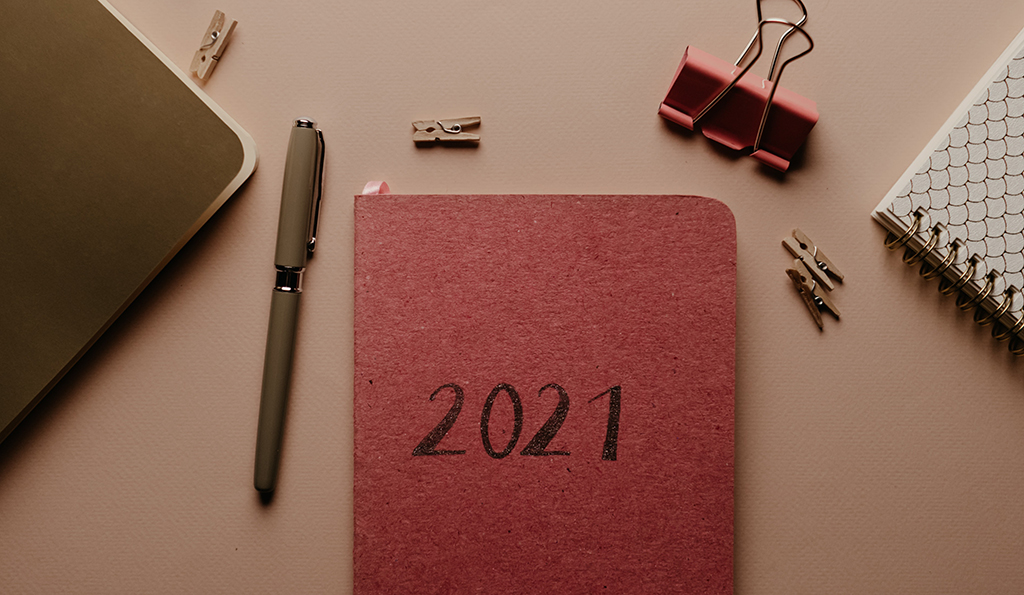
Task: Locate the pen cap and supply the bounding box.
[275,119,319,269]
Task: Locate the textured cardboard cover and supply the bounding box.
[354,194,735,594]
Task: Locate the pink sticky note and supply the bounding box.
[354,195,735,594]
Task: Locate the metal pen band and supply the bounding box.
[274,267,303,293]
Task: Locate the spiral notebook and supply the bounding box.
[873,25,1024,354]
[354,194,735,593]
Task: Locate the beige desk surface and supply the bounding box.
[3,0,1024,592]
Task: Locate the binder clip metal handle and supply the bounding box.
[733,0,808,83]
[750,20,813,167]
[692,19,813,123]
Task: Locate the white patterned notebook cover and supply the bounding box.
[874,26,1024,340]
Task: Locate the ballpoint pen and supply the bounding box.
[254,118,325,494]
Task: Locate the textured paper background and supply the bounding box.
[353,195,735,593]
[2,0,1024,593]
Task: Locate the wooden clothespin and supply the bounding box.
[782,229,843,291]
[413,117,481,144]
[786,258,840,330]
[190,11,236,81]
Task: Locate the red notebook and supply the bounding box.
[354,195,735,594]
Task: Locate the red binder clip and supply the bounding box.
[659,2,817,172]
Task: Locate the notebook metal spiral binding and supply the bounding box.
[885,209,1024,355]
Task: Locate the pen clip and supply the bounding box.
[306,128,326,255]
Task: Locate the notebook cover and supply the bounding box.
[354,194,735,594]
[872,25,1024,323]
[0,0,257,442]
